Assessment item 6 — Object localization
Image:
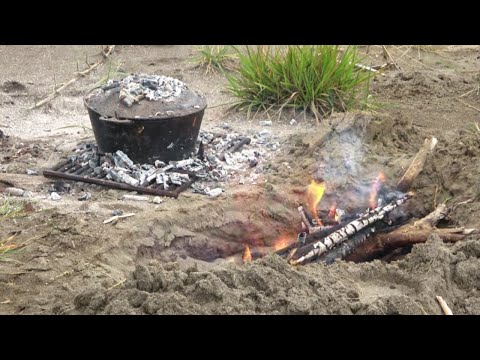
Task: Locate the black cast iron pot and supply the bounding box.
[83,86,207,164]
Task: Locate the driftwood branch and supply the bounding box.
[30,45,116,110]
[345,204,475,262]
[397,137,438,192]
[436,296,453,315]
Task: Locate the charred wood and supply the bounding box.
[289,193,413,265]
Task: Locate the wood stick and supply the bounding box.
[456,98,480,113]
[375,230,465,247]
[316,229,373,265]
[355,63,386,75]
[436,296,453,315]
[381,45,401,71]
[346,204,473,262]
[346,230,466,262]
[218,137,251,161]
[298,206,314,232]
[289,194,412,265]
[275,224,344,258]
[30,45,115,109]
[397,137,437,192]
[103,213,135,224]
[414,203,448,228]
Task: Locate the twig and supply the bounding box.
[391,45,439,71]
[381,46,401,71]
[453,198,474,210]
[354,63,386,75]
[456,98,480,113]
[297,206,314,232]
[459,86,480,98]
[107,279,126,291]
[103,213,135,224]
[30,45,115,109]
[436,296,453,315]
[475,122,480,133]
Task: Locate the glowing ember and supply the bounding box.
[242,245,252,262]
[307,180,326,224]
[273,236,292,251]
[328,203,337,218]
[369,172,386,209]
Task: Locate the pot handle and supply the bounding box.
[99,116,135,126]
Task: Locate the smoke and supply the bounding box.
[311,118,403,211]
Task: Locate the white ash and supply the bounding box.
[122,194,149,202]
[207,188,223,198]
[69,128,280,194]
[50,192,61,201]
[78,192,91,201]
[104,74,187,107]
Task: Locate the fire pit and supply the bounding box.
[84,74,207,164]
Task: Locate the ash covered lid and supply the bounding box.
[84,74,207,119]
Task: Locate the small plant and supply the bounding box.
[226,45,373,120]
[0,234,20,261]
[92,59,128,88]
[0,197,25,219]
[193,45,236,74]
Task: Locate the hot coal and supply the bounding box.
[102,74,187,107]
[57,128,280,196]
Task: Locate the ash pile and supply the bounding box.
[66,129,280,196]
[100,74,187,107]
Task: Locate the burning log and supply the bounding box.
[288,193,413,265]
[275,224,346,258]
[316,229,374,265]
[298,205,315,231]
[345,204,476,262]
[397,137,438,192]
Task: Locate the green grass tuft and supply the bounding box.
[193,45,236,74]
[92,59,128,89]
[0,197,26,220]
[226,45,373,120]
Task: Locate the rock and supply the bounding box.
[4,187,25,197]
[152,196,163,204]
[259,120,272,126]
[78,192,91,201]
[290,119,297,125]
[26,169,38,176]
[112,209,123,216]
[207,188,223,198]
[50,192,61,201]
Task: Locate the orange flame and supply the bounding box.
[242,245,252,262]
[307,180,326,224]
[369,172,386,209]
[273,236,291,251]
[328,203,337,218]
[328,203,340,222]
